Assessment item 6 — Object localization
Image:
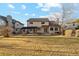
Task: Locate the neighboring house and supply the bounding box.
[12,19,24,34]
[0,16,8,35]
[63,21,79,30]
[0,15,24,34]
[21,18,61,35]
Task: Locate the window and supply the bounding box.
[73,23,75,26]
[41,22,45,24]
[17,23,19,26]
[23,29,25,32]
[30,22,33,24]
[55,27,58,31]
[16,29,17,31]
[30,29,32,31]
[16,28,18,31]
[50,28,53,31]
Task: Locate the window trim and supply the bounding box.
[55,27,58,31]
[50,28,53,31]
[30,22,33,24]
[41,22,45,24]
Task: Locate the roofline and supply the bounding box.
[27,18,49,22]
[12,19,24,25]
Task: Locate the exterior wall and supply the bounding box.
[21,29,27,34]
[49,27,55,34]
[27,21,61,35]
[64,23,79,30]
[27,29,33,34]
[27,22,49,27]
[15,22,24,28]
[49,26,60,34]
[37,27,44,33]
[14,22,24,34]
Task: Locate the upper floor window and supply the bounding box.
[73,23,75,26]
[17,23,19,26]
[30,22,33,24]
[41,22,45,24]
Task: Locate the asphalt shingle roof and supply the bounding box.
[0,16,8,23]
[27,18,49,22]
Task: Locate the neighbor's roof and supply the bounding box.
[27,18,49,22]
[12,19,24,25]
[0,16,8,23]
[66,19,79,24]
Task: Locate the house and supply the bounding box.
[6,15,24,34]
[0,15,8,27]
[0,15,14,36]
[0,16,8,35]
[0,15,24,35]
[21,18,61,35]
[12,19,24,34]
[63,20,79,30]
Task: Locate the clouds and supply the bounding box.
[21,5,26,10]
[8,4,15,9]
[39,15,48,18]
[25,13,29,16]
[41,8,50,11]
[25,13,36,17]
[32,13,35,16]
[8,4,26,10]
[36,3,61,12]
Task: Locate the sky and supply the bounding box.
[0,3,79,26]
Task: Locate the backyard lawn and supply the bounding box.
[0,36,79,56]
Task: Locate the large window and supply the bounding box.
[73,23,75,26]
[16,23,19,26]
[30,22,33,24]
[50,28,53,31]
[41,22,45,24]
[30,29,32,31]
[55,27,58,31]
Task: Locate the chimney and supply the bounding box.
[6,15,13,27]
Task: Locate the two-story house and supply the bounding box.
[21,18,61,35]
[27,18,49,34]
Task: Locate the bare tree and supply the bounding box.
[61,3,74,24]
[0,15,13,37]
[61,3,75,35]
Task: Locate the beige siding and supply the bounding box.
[15,22,23,28]
[49,27,60,34]
[27,22,49,27]
[37,28,44,33]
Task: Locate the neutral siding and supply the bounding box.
[49,27,60,34]
[15,22,24,28]
[27,22,49,27]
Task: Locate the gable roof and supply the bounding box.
[0,16,8,23]
[27,18,49,22]
[49,21,61,27]
[12,19,24,25]
[0,15,24,26]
